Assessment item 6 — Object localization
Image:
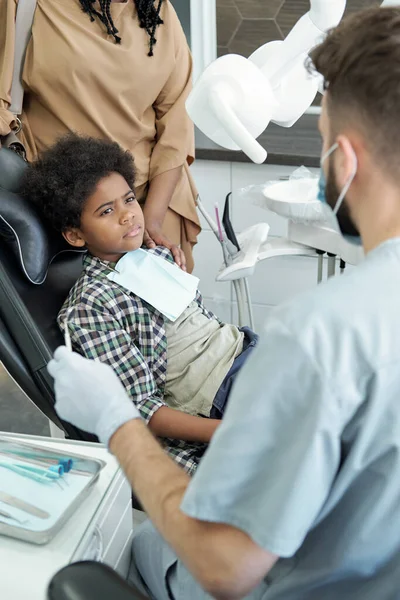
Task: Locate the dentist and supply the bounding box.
[48,8,400,600]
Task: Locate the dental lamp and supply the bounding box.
[188,0,398,163]
[187,0,347,164]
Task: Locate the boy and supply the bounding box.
[24,134,258,474]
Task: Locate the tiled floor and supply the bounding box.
[0,364,48,436]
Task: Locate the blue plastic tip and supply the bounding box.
[49,464,64,477]
[59,459,73,473]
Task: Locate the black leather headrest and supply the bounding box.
[0,146,28,192]
[0,148,83,285]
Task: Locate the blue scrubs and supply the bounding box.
[131,238,400,599]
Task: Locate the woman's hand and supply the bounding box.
[144,224,187,271]
[143,229,157,250]
[141,166,186,270]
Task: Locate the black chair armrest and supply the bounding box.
[47,561,148,600]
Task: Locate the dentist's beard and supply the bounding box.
[326,163,360,237]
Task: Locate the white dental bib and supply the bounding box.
[106,249,199,322]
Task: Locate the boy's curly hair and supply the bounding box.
[22,134,136,232]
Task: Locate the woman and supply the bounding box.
[0,0,200,271]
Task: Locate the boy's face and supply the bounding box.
[63,172,145,262]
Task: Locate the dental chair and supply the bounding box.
[48,561,146,600]
[0,148,145,511]
[0,148,95,442]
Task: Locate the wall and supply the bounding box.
[170,0,191,46]
[191,160,329,333]
[217,0,381,58]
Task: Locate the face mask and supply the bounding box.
[317,142,360,239]
[317,169,328,204]
[106,249,199,322]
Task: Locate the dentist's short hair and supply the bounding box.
[309,6,400,173]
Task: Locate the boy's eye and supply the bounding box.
[100,207,113,217]
[99,196,135,216]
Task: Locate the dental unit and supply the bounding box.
[187,0,395,328]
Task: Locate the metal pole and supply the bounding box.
[317,250,324,283]
[234,280,245,327]
[243,278,254,330]
[327,253,336,278]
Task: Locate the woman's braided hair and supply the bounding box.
[79,0,164,56]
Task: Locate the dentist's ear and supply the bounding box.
[335,135,358,190]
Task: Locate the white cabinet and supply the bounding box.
[74,468,133,573]
[0,433,134,600]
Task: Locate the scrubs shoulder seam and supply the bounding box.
[181,505,300,558]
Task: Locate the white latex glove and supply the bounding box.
[47,347,140,446]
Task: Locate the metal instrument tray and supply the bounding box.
[0,436,105,545]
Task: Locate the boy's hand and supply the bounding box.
[144,225,187,271]
[47,347,140,447]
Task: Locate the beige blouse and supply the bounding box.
[0,0,200,248]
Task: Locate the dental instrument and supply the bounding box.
[214,204,224,243]
[0,491,50,519]
[64,307,74,351]
[203,194,256,329]
[0,450,74,473]
[0,460,64,484]
[222,194,240,253]
[0,509,28,525]
[214,202,235,276]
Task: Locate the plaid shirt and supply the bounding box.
[58,246,219,475]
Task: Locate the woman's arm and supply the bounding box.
[149,406,220,443]
[143,165,186,269]
[142,165,182,233]
[143,5,195,263]
[0,0,19,138]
